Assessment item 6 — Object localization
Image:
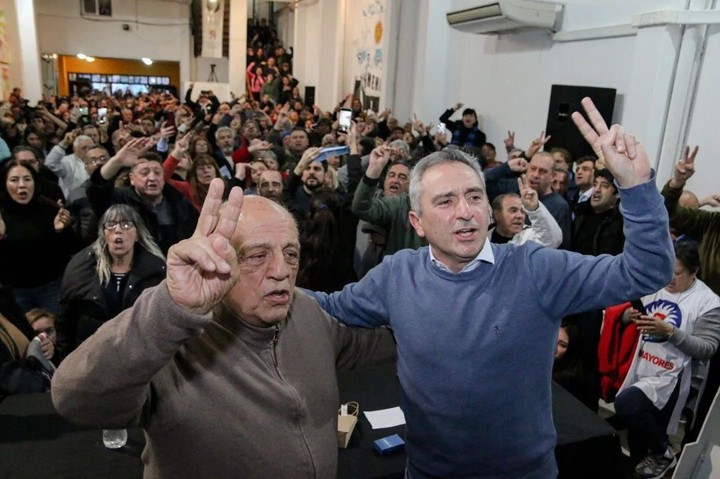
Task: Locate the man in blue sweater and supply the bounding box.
[304,98,674,479]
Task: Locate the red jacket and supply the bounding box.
[598,302,640,402]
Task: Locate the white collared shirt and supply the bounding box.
[429,237,495,274]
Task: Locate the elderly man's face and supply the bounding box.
[130,160,165,202]
[494,195,525,237]
[74,139,94,161]
[409,161,489,273]
[224,197,300,327]
[217,129,235,153]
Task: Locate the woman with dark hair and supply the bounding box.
[552,323,593,408]
[23,128,49,157]
[614,241,720,478]
[0,159,76,314]
[297,188,358,293]
[57,204,165,355]
[162,133,223,211]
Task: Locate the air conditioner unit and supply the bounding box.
[447,0,563,35]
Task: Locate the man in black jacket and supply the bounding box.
[87,138,198,255]
[439,102,487,148]
[571,168,624,256]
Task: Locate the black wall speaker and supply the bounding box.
[304,86,316,108]
[544,85,616,163]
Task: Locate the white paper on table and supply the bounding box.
[363,406,406,429]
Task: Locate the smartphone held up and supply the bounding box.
[337,108,352,134]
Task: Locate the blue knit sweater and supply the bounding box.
[307,179,673,478]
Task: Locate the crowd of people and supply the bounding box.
[1,57,719,478]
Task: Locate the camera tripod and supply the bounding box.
[207,64,218,82]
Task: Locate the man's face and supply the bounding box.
[129,160,165,201]
[462,113,476,129]
[383,163,410,197]
[243,121,260,140]
[122,109,134,124]
[552,151,569,170]
[552,171,568,196]
[527,154,553,195]
[494,196,525,237]
[590,177,618,213]
[74,139,94,161]
[140,119,155,135]
[224,197,300,327]
[258,170,284,201]
[84,147,109,174]
[289,130,308,153]
[575,161,595,189]
[408,162,489,273]
[217,130,235,153]
[14,150,40,172]
[301,161,324,191]
[84,127,100,144]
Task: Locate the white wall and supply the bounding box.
[35,0,192,85]
[683,24,720,200]
[398,0,720,198]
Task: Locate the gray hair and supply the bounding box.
[92,204,165,286]
[73,135,93,149]
[388,139,410,157]
[215,126,235,139]
[409,149,485,215]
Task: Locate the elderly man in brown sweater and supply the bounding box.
[52,180,395,478]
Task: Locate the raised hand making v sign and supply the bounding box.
[572,97,651,188]
[167,179,243,314]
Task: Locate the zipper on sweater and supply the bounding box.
[270,324,280,367]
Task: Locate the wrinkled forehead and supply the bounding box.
[131,159,163,172]
[231,198,298,246]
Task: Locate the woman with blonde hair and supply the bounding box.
[57,204,165,354]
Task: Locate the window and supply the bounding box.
[82,0,112,17]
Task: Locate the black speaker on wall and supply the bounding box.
[544,85,616,163]
[304,86,316,108]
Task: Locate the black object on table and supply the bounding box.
[0,365,624,479]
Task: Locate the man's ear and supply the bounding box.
[408,211,426,238]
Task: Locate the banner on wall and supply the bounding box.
[201,0,225,58]
[346,0,386,112]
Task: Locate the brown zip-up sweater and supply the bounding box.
[52,282,396,478]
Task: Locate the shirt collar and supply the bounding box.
[429,237,495,274]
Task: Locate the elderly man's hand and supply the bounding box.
[572,97,651,188]
[166,179,243,315]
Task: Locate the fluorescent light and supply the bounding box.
[142,57,153,65]
[77,53,86,59]
[85,56,95,62]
